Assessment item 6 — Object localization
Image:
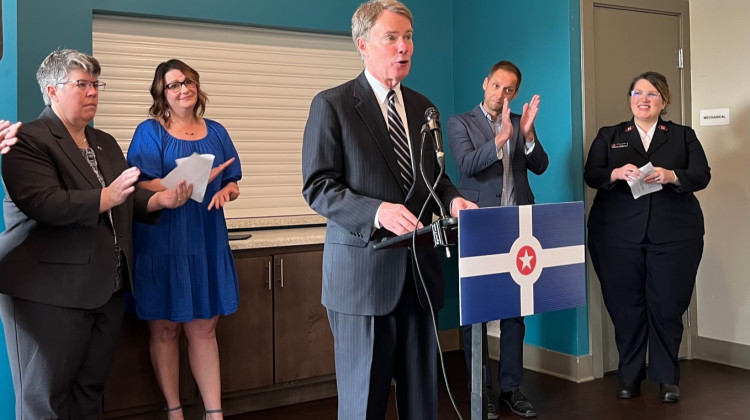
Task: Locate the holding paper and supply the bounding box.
[626,162,662,199]
[161,153,215,202]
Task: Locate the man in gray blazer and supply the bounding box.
[302,1,476,418]
[447,60,549,418]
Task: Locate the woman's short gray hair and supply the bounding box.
[351,0,412,60]
[36,49,101,105]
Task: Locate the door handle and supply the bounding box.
[266,260,272,290]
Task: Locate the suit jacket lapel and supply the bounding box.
[647,119,669,154]
[623,120,647,158]
[353,73,408,194]
[40,107,101,188]
[85,125,117,186]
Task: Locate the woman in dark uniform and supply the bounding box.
[585,71,710,403]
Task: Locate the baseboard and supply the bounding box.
[694,335,750,370]
[485,339,594,383]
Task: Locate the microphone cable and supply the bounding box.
[405,129,464,420]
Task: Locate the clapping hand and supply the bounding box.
[208,157,236,184]
[208,182,239,210]
[494,98,513,149]
[520,94,540,142]
[159,180,194,209]
[0,120,21,154]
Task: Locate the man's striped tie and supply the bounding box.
[387,90,413,190]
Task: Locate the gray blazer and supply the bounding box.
[447,104,549,207]
[302,72,461,316]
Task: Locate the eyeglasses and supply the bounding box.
[57,80,107,91]
[164,79,196,92]
[630,90,660,99]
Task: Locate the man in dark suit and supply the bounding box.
[0,49,188,419]
[447,60,549,418]
[301,1,476,418]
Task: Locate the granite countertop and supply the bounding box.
[227,216,327,250]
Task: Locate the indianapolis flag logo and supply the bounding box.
[458,202,587,325]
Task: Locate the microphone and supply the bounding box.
[424,107,445,168]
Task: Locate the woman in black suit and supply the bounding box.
[0,49,190,419]
[585,71,710,403]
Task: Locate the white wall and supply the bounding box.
[690,0,750,345]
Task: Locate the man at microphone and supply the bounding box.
[447,60,549,418]
[302,1,476,418]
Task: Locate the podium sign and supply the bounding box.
[458,202,586,325]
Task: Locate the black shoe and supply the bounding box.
[486,400,499,420]
[617,382,641,399]
[500,388,537,418]
[659,383,680,403]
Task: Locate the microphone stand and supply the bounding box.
[419,126,453,258]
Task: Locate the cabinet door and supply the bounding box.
[273,251,335,383]
[218,255,274,393]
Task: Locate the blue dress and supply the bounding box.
[127,118,242,322]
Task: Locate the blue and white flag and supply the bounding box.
[458,202,586,326]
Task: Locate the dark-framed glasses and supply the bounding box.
[164,79,196,92]
[630,90,660,99]
[57,80,107,91]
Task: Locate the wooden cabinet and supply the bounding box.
[101,244,335,419]
[272,251,335,383]
[216,255,274,393]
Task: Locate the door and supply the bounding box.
[217,254,274,392]
[581,0,693,376]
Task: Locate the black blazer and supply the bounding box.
[0,107,159,309]
[302,72,461,316]
[447,104,549,207]
[584,118,710,243]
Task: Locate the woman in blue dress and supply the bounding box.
[127,59,241,420]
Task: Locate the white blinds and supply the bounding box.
[92,15,363,220]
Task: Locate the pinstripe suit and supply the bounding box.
[302,71,461,418]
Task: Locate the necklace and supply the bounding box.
[76,137,88,148]
[172,119,196,136]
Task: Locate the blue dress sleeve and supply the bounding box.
[207,120,242,186]
[127,119,165,181]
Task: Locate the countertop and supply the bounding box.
[227,217,326,250]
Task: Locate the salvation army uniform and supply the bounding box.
[584,118,710,388]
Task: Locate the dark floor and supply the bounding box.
[230,351,750,419]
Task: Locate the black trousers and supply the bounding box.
[0,291,125,420]
[589,234,703,385]
[461,316,525,393]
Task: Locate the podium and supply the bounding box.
[459,202,587,420]
[372,203,587,419]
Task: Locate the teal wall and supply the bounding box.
[0,0,18,411]
[450,0,587,356]
[0,0,587,412]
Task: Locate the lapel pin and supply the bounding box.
[658,124,668,132]
[624,125,635,133]
[97,145,103,151]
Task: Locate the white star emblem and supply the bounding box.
[518,249,534,271]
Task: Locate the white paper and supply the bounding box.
[161,153,215,202]
[627,162,662,199]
